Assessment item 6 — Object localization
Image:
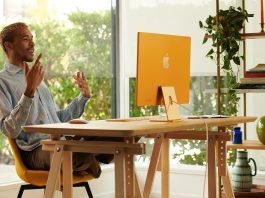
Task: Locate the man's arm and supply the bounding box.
[56,72,91,122]
[0,86,33,138]
[0,54,44,138]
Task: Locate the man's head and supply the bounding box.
[0,22,35,63]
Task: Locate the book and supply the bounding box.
[240,78,265,84]
[248,64,265,72]
[237,83,265,89]
[244,72,265,78]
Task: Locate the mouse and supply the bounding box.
[68,119,88,124]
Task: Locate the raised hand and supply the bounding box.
[24,53,44,98]
[73,71,91,98]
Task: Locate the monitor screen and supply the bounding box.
[136,32,191,107]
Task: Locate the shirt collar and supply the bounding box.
[4,62,24,75]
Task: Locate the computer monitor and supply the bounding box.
[136,32,191,121]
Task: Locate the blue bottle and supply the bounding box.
[233,127,242,144]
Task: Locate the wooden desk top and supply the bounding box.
[22,116,256,137]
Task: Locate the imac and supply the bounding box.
[136,32,191,121]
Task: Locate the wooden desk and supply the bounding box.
[22,116,256,198]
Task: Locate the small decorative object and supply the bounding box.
[233,127,242,144]
[256,115,265,144]
[232,151,257,192]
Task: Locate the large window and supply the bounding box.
[0,0,116,164]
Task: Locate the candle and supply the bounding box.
[261,0,264,24]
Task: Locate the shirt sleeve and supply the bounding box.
[56,94,90,122]
[0,85,33,138]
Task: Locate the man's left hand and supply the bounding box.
[73,72,91,98]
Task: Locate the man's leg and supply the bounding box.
[20,146,101,178]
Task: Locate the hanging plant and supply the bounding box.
[199,6,254,115]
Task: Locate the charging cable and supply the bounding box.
[177,104,209,198]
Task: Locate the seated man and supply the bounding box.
[0,22,107,178]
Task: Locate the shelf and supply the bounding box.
[204,32,265,40]
[241,32,265,39]
[222,185,265,198]
[236,89,265,94]
[227,140,265,150]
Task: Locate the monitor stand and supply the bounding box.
[150,86,181,122]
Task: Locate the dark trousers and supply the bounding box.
[20,145,102,178]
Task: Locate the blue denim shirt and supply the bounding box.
[0,63,89,151]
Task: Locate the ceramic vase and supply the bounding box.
[231,151,257,192]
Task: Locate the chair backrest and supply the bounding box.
[7,138,49,185]
[8,138,28,178]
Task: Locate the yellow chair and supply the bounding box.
[8,138,94,198]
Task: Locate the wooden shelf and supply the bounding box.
[222,185,265,198]
[204,32,265,40]
[227,140,265,150]
[241,32,265,39]
[236,89,265,94]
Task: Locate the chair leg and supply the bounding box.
[17,184,45,198]
[73,182,93,198]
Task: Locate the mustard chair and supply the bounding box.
[8,138,94,198]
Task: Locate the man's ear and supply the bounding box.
[4,41,13,52]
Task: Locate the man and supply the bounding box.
[0,22,101,178]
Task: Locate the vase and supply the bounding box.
[256,115,265,144]
[231,151,257,192]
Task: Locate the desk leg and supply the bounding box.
[63,151,73,198]
[44,145,64,198]
[143,134,163,198]
[208,136,217,198]
[114,148,126,197]
[124,138,136,197]
[161,137,169,198]
[222,169,235,198]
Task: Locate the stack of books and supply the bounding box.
[244,64,265,78]
[238,64,265,89]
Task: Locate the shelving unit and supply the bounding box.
[227,140,265,150]
[213,0,265,197]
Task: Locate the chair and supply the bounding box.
[8,138,94,198]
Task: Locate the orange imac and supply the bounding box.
[136,32,191,121]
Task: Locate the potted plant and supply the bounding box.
[199,6,254,115]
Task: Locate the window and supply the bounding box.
[0,0,116,164]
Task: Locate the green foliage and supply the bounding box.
[199,6,253,70]
[67,11,112,77]
[29,21,71,79]
[199,6,253,116]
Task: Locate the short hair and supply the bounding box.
[0,22,28,53]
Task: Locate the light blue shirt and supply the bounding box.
[0,63,89,151]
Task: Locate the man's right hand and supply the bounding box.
[24,53,44,98]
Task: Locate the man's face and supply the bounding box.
[9,27,35,62]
